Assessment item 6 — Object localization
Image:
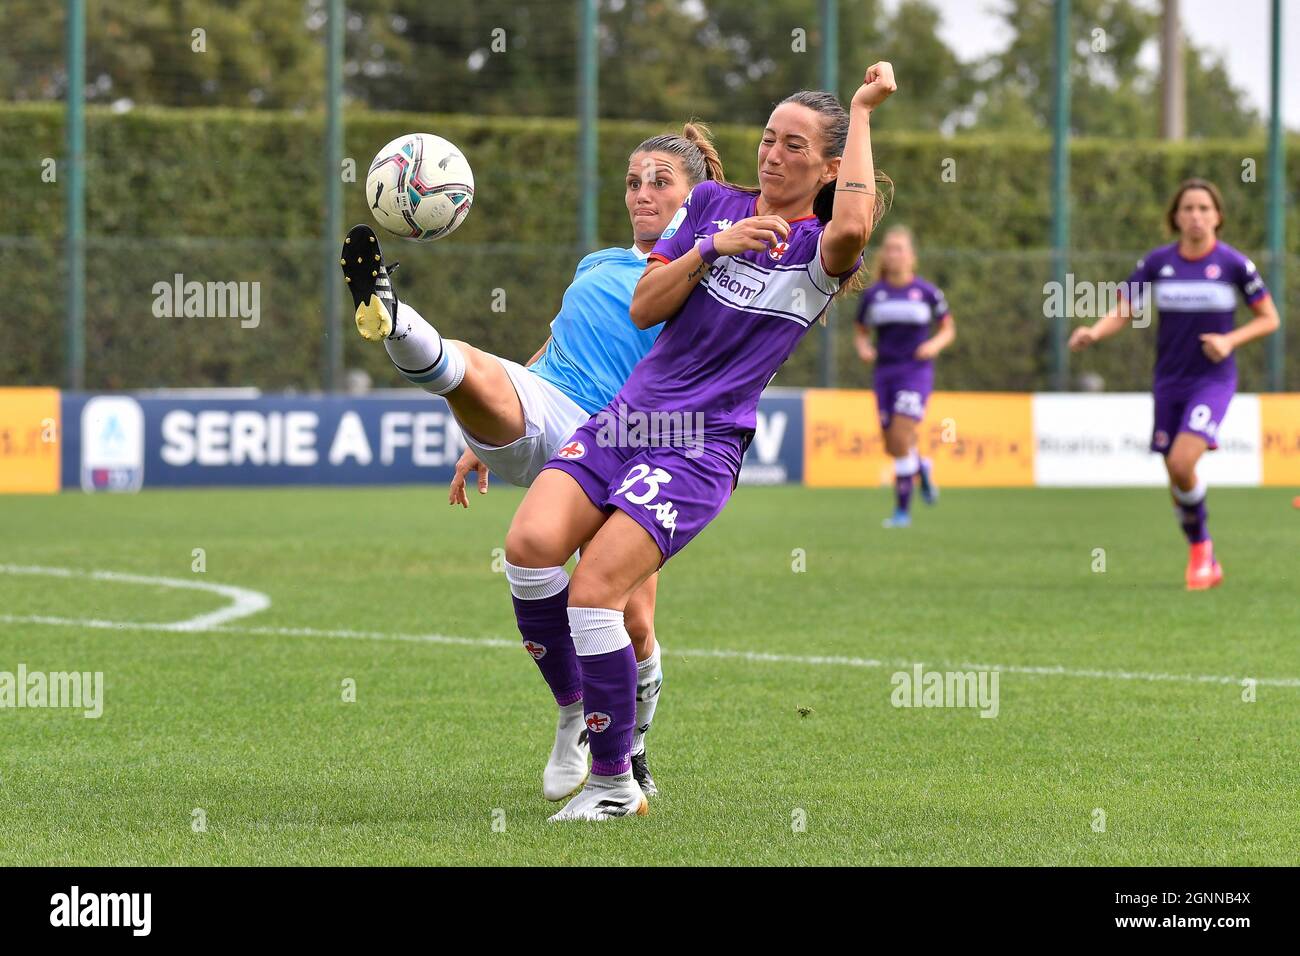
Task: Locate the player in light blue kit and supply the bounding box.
[339,124,727,802]
[1070,178,1278,590]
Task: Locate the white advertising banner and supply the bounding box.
[1033,393,1261,487]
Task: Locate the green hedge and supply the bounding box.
[1,102,1295,391]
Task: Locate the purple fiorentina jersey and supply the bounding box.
[618,180,861,442]
[855,276,950,367]
[1123,240,1268,387]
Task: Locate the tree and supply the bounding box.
[971,0,1264,138]
[866,0,975,134]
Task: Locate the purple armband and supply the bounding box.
[695,236,720,265]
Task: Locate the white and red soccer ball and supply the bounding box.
[366,133,474,242]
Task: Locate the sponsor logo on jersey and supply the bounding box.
[1159,264,1176,277]
[661,206,687,240]
[585,711,612,733]
[712,218,734,232]
[1204,263,1221,280]
[768,240,789,261]
[706,262,763,302]
[558,440,586,459]
[523,641,547,660]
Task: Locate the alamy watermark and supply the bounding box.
[152,273,261,328]
[1043,276,1151,328]
[50,886,150,936]
[0,663,103,718]
[588,402,707,459]
[890,664,999,718]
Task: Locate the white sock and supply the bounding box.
[1170,476,1207,506]
[895,451,920,477]
[566,607,631,656]
[385,302,465,394]
[504,561,568,601]
[632,641,662,757]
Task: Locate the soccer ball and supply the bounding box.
[366,133,475,242]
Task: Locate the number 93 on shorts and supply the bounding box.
[542,419,745,565]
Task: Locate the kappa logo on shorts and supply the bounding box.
[558,440,586,459]
[585,711,612,733]
[523,641,547,660]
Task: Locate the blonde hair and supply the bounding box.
[870,224,916,283]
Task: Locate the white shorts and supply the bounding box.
[459,355,592,487]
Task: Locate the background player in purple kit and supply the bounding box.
[854,225,956,527]
[503,63,897,822]
[1069,178,1278,590]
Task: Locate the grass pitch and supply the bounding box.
[1,485,1297,865]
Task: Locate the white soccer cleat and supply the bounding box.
[542,700,590,801]
[547,771,649,822]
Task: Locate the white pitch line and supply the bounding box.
[1,612,1295,689]
[0,564,271,631]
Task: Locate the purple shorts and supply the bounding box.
[1151,378,1235,453]
[542,416,744,565]
[874,362,933,429]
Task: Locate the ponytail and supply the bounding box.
[632,120,726,186]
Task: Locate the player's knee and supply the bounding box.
[623,604,655,655]
[568,562,623,612]
[505,520,564,569]
[1167,457,1197,490]
[885,433,909,458]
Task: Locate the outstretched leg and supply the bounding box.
[341,223,525,447]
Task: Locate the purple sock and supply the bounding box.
[579,645,637,776]
[567,607,637,777]
[509,579,582,706]
[1177,498,1209,544]
[895,473,914,512]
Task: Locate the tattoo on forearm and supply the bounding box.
[837,182,874,194]
[687,262,707,281]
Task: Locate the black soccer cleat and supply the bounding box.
[339,223,401,340]
[631,750,658,798]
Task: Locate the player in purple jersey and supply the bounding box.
[1070,178,1278,590]
[344,124,727,804]
[503,64,897,821]
[854,226,956,527]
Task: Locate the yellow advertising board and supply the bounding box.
[0,388,61,493]
[804,389,1034,487]
[1260,394,1300,486]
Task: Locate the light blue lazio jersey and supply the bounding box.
[528,246,661,414]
